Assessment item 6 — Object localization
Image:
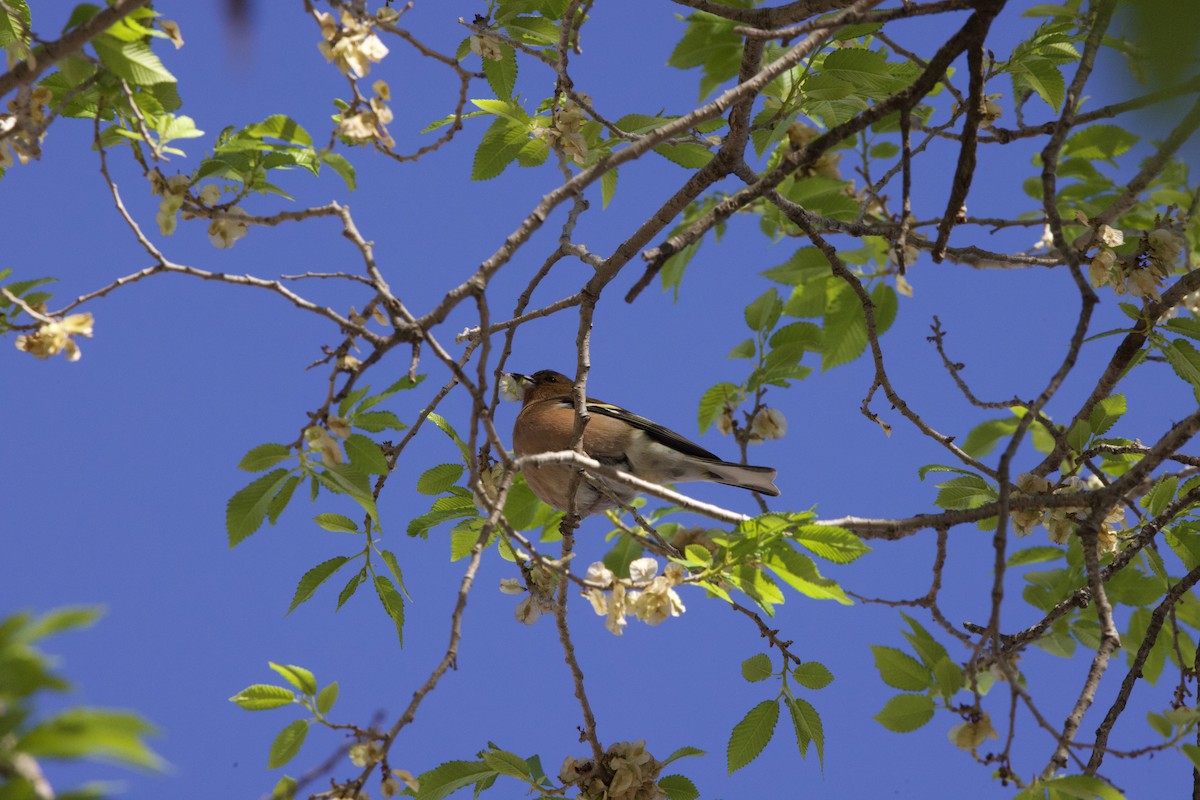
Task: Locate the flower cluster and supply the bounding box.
[14,312,93,361]
[207,207,249,249]
[584,558,685,636]
[535,95,591,165]
[151,171,192,236]
[715,405,787,443]
[785,123,843,179]
[1088,220,1186,301]
[305,422,348,467]
[381,769,419,797]
[560,740,664,800]
[948,711,999,752]
[337,80,395,149]
[316,10,389,78]
[0,84,51,168]
[469,33,503,62]
[1011,473,1124,555]
[500,561,559,624]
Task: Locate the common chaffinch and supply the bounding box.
[508,370,779,516]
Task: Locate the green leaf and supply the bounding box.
[244,115,312,146]
[482,44,517,98]
[794,525,870,564]
[932,657,964,699]
[741,653,773,682]
[267,476,300,526]
[821,282,868,370]
[472,116,529,181]
[603,533,644,579]
[337,568,367,609]
[1063,124,1139,162]
[871,646,932,691]
[319,151,356,190]
[1014,774,1126,800]
[239,443,293,472]
[1007,546,1064,566]
[381,549,410,599]
[228,684,295,711]
[1146,474,1179,518]
[418,463,465,495]
[288,556,351,614]
[313,513,358,533]
[427,412,471,461]
[227,469,295,546]
[1088,394,1126,436]
[374,575,405,645]
[667,12,743,99]
[343,434,390,475]
[764,547,852,605]
[900,612,949,669]
[19,708,163,770]
[316,682,339,715]
[480,748,529,780]
[1162,339,1200,391]
[935,474,997,510]
[653,142,714,169]
[873,694,934,733]
[792,661,834,690]
[271,774,298,800]
[662,745,705,765]
[698,382,740,433]
[415,760,495,800]
[92,33,174,86]
[726,700,779,773]
[267,719,308,769]
[353,410,407,433]
[728,338,756,359]
[319,463,379,524]
[787,697,824,767]
[658,774,699,800]
[745,288,783,332]
[268,663,317,695]
[601,166,618,208]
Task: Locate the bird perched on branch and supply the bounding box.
[507,370,779,516]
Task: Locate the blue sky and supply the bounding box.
[3,2,1198,799]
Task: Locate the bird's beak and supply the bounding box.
[499,372,529,402]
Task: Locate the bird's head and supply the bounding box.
[503,370,574,404]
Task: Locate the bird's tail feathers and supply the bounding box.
[705,461,780,497]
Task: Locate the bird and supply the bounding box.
[508,370,779,516]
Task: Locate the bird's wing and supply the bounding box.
[559,398,722,462]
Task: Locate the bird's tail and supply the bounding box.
[704,461,780,497]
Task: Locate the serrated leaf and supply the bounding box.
[267,476,300,526]
[381,549,410,599]
[427,412,471,461]
[415,760,495,800]
[932,657,964,699]
[662,746,705,765]
[658,775,699,800]
[92,33,174,86]
[726,700,779,773]
[288,556,351,614]
[229,684,295,711]
[244,115,312,146]
[745,288,783,332]
[480,748,529,780]
[316,682,339,715]
[482,44,517,99]
[313,513,358,533]
[728,338,756,359]
[795,525,870,564]
[792,662,834,689]
[698,382,740,433]
[788,697,824,767]
[267,719,308,769]
[239,443,293,472]
[601,167,618,208]
[418,463,465,495]
[1162,339,1200,391]
[1063,124,1139,162]
[353,410,407,433]
[319,150,356,189]
[901,612,949,669]
[337,568,367,609]
[343,434,390,475]
[227,469,294,546]
[741,653,773,682]
[1088,394,1126,436]
[268,663,317,696]
[935,474,997,510]
[472,116,529,181]
[1007,546,1064,566]
[871,646,932,691]
[873,694,934,733]
[374,575,405,645]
